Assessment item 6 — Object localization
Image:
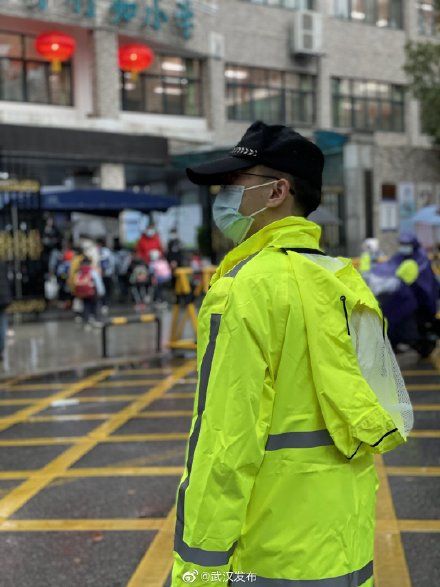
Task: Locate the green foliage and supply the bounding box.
[404,39,440,144]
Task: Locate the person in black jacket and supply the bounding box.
[0,262,12,361]
[166,228,183,270]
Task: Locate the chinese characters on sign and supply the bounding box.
[144,0,169,31]
[175,0,194,40]
[24,0,195,40]
[67,0,96,17]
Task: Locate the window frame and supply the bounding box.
[332,76,405,132]
[416,0,439,36]
[0,29,74,106]
[225,64,316,126]
[240,0,314,10]
[333,0,404,30]
[121,56,203,117]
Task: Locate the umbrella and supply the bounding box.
[411,205,440,226]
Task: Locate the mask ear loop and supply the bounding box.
[245,180,278,217]
[244,180,278,192]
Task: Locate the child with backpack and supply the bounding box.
[128,255,151,310]
[56,248,75,308]
[97,238,116,314]
[149,249,172,305]
[73,256,105,328]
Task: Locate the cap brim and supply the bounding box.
[186,156,254,185]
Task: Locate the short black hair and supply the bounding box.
[291,176,322,217]
[257,165,321,217]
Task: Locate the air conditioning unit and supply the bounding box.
[290,11,323,56]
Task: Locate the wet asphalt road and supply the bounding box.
[0,352,438,587]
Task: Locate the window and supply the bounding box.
[226,65,315,125]
[121,56,202,117]
[332,78,405,132]
[417,0,439,36]
[0,31,73,105]
[333,0,403,28]
[242,0,314,9]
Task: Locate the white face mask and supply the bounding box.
[213,180,276,245]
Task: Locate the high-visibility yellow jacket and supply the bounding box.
[172,216,412,586]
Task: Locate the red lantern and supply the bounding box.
[35,31,76,73]
[119,43,154,81]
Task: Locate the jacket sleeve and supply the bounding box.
[309,302,408,460]
[171,278,279,586]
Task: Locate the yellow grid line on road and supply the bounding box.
[377,519,440,533]
[2,383,66,391]
[163,392,195,399]
[29,415,110,422]
[386,466,440,476]
[0,371,113,432]
[0,399,45,405]
[113,369,174,375]
[374,454,411,587]
[63,467,184,477]
[410,430,440,438]
[412,404,440,411]
[128,506,176,587]
[0,466,184,480]
[11,410,193,423]
[91,379,164,388]
[0,438,83,446]
[134,411,193,418]
[56,395,151,402]
[0,432,190,447]
[0,519,164,531]
[395,520,440,533]
[0,360,195,522]
[0,471,33,480]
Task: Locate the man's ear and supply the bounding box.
[266,179,289,209]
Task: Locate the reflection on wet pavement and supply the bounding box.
[1,313,172,378]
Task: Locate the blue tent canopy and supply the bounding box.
[41,189,179,215]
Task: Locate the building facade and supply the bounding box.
[0,0,439,255]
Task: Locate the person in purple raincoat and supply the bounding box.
[366,232,438,356]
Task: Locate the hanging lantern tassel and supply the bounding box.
[35,31,76,74]
[51,59,61,74]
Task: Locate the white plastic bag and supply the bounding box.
[44,275,59,301]
[72,297,84,313]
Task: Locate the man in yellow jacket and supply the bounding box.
[171,122,413,586]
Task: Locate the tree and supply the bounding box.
[404,2,440,144]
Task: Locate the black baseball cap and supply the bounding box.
[186,121,325,190]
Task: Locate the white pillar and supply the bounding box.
[92,28,120,119]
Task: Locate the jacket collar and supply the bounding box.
[211,216,322,284]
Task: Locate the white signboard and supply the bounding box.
[380,201,398,231]
[119,210,148,246]
[398,182,416,232]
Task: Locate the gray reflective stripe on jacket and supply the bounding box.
[174,313,232,565]
[266,430,335,450]
[228,560,373,586]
